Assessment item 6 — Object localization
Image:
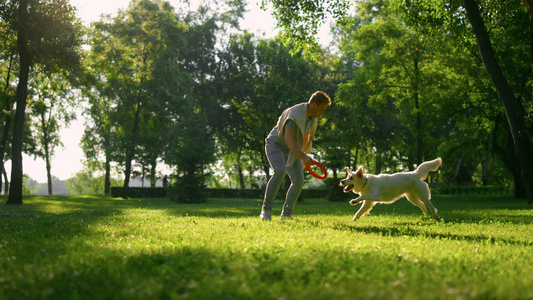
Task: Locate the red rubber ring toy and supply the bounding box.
[306,160,328,179]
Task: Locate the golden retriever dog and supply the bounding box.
[339,158,442,221]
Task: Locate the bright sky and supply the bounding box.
[13,0,332,183]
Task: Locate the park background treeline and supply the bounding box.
[1,0,531,203]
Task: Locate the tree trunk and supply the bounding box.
[104,149,111,196]
[464,0,533,203]
[122,102,142,199]
[104,132,112,196]
[237,151,244,189]
[7,0,30,205]
[45,148,53,195]
[493,117,525,198]
[452,158,462,183]
[0,54,14,194]
[43,119,53,195]
[375,152,382,175]
[150,160,157,188]
[2,167,7,194]
[413,56,423,166]
[248,165,254,188]
[352,148,359,171]
[0,118,10,195]
[482,161,489,186]
[238,163,244,189]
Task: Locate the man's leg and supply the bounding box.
[280,159,304,218]
[261,142,288,220]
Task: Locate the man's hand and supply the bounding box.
[302,155,312,168]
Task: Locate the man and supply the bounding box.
[260,91,332,220]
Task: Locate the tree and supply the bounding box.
[393,0,532,193]
[84,0,243,199]
[88,0,189,199]
[79,85,116,196]
[3,0,82,204]
[261,0,351,58]
[265,0,533,201]
[214,32,262,188]
[462,0,533,201]
[165,106,216,203]
[163,1,246,201]
[65,160,121,195]
[215,33,331,184]
[0,30,16,194]
[28,72,76,195]
[332,5,450,173]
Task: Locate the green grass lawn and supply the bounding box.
[0,194,532,299]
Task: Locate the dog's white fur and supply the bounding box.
[339,158,442,221]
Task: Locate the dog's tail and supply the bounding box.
[415,157,442,180]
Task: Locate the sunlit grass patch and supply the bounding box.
[0,194,532,299]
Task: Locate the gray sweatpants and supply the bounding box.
[261,140,305,217]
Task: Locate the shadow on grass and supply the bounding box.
[326,221,532,247]
[0,196,533,245]
[0,242,468,300]
[321,195,532,223]
[0,195,264,219]
[1,195,532,299]
[290,195,533,247]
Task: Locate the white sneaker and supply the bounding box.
[260,210,272,221]
[280,215,293,220]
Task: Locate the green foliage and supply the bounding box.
[3,0,83,204]
[0,0,83,71]
[21,174,36,195]
[110,187,167,198]
[323,177,352,202]
[215,33,333,181]
[164,108,215,203]
[82,0,239,195]
[0,195,532,299]
[262,0,352,58]
[259,0,533,199]
[6,0,532,203]
[26,71,78,194]
[167,173,208,204]
[66,161,121,195]
[433,185,512,196]
[86,0,196,192]
[206,188,328,199]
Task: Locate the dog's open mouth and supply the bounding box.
[343,184,354,192]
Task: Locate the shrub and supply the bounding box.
[324,178,351,202]
[110,187,167,198]
[431,184,511,195]
[168,174,207,204]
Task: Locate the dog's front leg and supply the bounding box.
[349,196,363,206]
[352,201,376,221]
[350,194,379,206]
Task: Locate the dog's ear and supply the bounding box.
[344,167,352,174]
[355,167,364,179]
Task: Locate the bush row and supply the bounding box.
[207,188,334,199]
[110,187,168,198]
[110,184,512,199]
[110,187,332,199]
[431,185,511,195]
